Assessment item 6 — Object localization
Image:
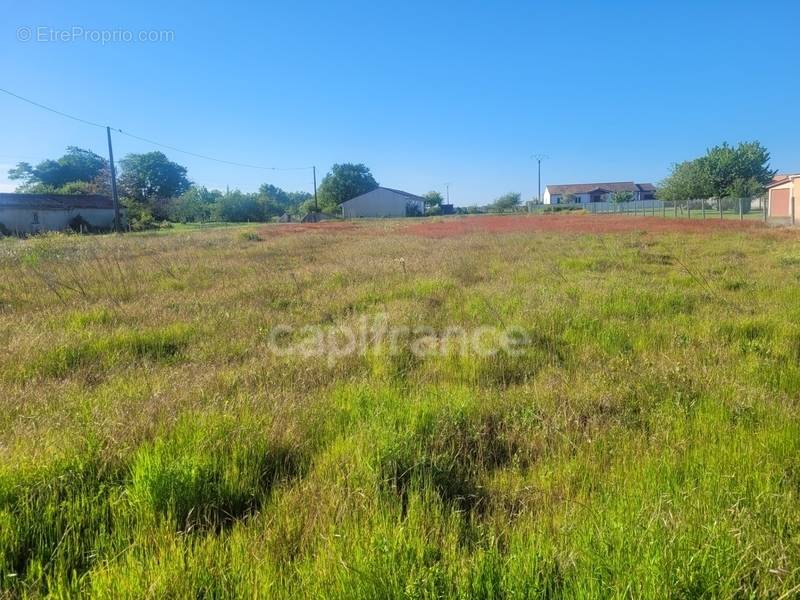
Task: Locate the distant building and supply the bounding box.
[766,174,800,219]
[543,182,656,205]
[341,187,425,218]
[0,194,120,234]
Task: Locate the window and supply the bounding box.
[32,211,39,224]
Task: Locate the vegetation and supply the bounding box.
[8,147,108,194]
[118,151,192,220]
[1,223,799,596]
[424,191,444,215]
[7,148,314,228]
[609,190,633,203]
[490,192,522,213]
[659,141,775,202]
[316,163,378,211]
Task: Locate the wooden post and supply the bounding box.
[719,198,723,220]
[792,196,796,226]
[688,199,691,219]
[106,126,121,233]
[702,199,706,219]
[739,197,743,221]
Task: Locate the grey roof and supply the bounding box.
[0,193,114,210]
[377,187,427,202]
[547,182,656,195]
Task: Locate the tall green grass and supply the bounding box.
[1,224,799,597]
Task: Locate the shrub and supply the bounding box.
[68,215,94,233]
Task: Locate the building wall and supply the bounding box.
[0,207,119,234]
[342,189,424,218]
[767,178,800,219]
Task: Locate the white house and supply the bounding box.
[543,182,656,205]
[341,187,426,218]
[0,194,120,234]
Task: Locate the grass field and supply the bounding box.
[2,215,800,597]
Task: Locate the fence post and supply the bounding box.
[662,201,666,218]
[719,198,723,220]
[764,195,768,222]
[688,199,691,219]
[792,196,796,226]
[702,199,706,219]
[674,201,678,218]
[739,198,743,221]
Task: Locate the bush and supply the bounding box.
[68,215,94,233]
[122,200,157,231]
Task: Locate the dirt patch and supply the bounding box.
[402,214,767,238]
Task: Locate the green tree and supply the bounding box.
[8,147,107,192]
[658,160,712,202]
[169,186,222,223]
[424,191,444,215]
[660,141,775,201]
[491,192,521,213]
[317,163,378,210]
[256,184,312,217]
[610,190,633,203]
[214,190,266,222]
[118,152,191,219]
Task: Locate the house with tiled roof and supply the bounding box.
[543,182,656,205]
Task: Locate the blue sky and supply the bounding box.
[2,0,798,205]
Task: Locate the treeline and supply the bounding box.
[658,141,775,201]
[8,149,385,229]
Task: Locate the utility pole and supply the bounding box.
[106,126,121,233]
[313,166,318,212]
[446,183,450,204]
[532,154,549,205]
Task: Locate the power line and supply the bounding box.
[0,87,106,129]
[114,129,312,171]
[0,87,313,172]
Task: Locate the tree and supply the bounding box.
[491,192,521,213]
[423,191,444,215]
[610,190,633,203]
[316,163,378,210]
[118,152,191,219]
[214,190,266,222]
[8,147,107,192]
[256,184,313,217]
[660,141,775,201]
[169,186,222,223]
